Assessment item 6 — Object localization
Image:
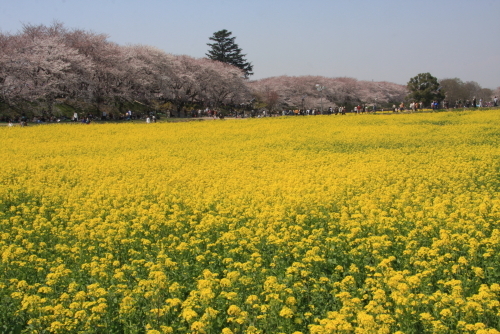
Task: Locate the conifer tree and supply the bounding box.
[206,29,253,78]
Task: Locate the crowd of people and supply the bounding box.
[450,96,498,108]
[427,96,499,110]
[3,96,499,126]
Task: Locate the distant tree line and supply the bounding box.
[248,76,409,114]
[1,23,498,121]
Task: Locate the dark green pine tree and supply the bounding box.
[206,29,253,78]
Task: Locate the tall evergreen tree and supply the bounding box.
[206,29,253,78]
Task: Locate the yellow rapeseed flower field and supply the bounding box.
[1,110,500,333]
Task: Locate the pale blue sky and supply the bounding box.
[1,0,499,88]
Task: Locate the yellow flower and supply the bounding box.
[439,308,453,318]
[220,278,232,287]
[181,308,198,322]
[160,326,173,334]
[279,306,294,318]
[246,295,259,304]
[420,313,434,321]
[227,305,241,316]
[190,321,205,333]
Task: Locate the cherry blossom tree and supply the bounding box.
[63,28,133,115]
[121,45,162,103]
[198,59,249,110]
[0,27,93,116]
[167,55,203,116]
[0,32,21,106]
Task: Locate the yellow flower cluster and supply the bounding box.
[1,109,500,333]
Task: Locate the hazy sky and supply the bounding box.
[1,0,499,88]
